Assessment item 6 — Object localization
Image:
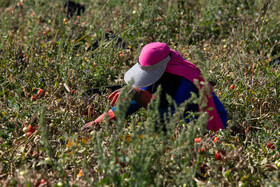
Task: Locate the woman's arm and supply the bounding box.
[111,85,154,118]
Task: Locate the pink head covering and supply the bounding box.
[124,42,171,87]
[138,42,170,66]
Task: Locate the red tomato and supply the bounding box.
[267,142,276,149]
[40,178,48,185]
[194,137,201,143]
[213,137,219,143]
[198,147,206,154]
[246,126,253,131]
[215,151,222,160]
[32,151,38,157]
[230,84,235,90]
[37,89,45,97]
[26,131,32,137]
[28,125,35,133]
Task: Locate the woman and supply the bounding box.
[81,42,227,132]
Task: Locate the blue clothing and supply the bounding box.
[212,93,227,127]
[112,77,227,128]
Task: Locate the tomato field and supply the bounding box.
[0,0,279,186]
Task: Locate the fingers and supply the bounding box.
[108,89,120,100]
[80,121,94,132]
[108,89,121,106]
[108,91,117,100]
[110,93,120,106]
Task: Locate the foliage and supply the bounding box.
[0,0,279,186]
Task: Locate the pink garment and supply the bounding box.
[139,42,170,66]
[165,50,225,131]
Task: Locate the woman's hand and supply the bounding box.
[80,121,98,132]
[108,89,121,106]
[80,109,116,132]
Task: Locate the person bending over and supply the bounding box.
[81,42,227,132]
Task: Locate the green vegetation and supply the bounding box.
[0,0,279,186]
